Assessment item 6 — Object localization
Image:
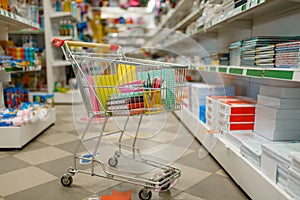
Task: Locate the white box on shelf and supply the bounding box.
[259,85,300,99]
[257,95,300,109]
[255,104,300,120]
[261,150,279,182]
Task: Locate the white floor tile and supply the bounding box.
[37,133,78,145]
[172,163,211,191]
[0,152,9,159]
[171,192,205,200]
[0,166,56,197]
[13,146,71,165]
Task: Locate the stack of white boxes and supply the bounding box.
[261,143,300,188]
[222,0,235,14]
[206,96,256,133]
[188,83,235,123]
[255,85,300,190]
[286,152,300,199]
[254,85,300,141]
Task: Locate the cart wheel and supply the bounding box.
[61,175,73,187]
[139,189,152,200]
[108,157,118,167]
[160,183,171,191]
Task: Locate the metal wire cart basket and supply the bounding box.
[52,38,188,200]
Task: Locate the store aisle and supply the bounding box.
[0,105,250,200]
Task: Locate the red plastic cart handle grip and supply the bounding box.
[52,38,120,51]
[52,38,65,47]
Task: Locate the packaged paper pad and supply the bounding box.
[277,165,289,188]
[255,104,300,120]
[257,95,300,109]
[206,96,256,131]
[275,41,300,68]
[217,99,256,115]
[286,168,300,199]
[262,143,300,170]
[290,152,300,174]
[259,85,300,99]
[261,142,300,182]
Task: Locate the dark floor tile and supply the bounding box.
[185,174,250,200]
[20,140,50,152]
[176,151,220,173]
[37,155,91,177]
[43,127,64,135]
[55,140,86,154]
[0,157,30,174]
[5,179,93,200]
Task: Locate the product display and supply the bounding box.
[1,0,300,200]
[261,143,300,184]
[275,41,300,68]
[206,96,256,132]
[225,132,270,167]
[188,83,235,123]
[254,85,300,141]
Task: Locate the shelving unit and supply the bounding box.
[174,108,292,200]
[43,1,81,104]
[0,108,56,148]
[146,0,300,199]
[202,65,300,82]
[0,8,55,148]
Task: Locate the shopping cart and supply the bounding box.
[52,38,188,200]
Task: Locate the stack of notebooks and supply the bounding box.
[188,83,235,123]
[210,53,230,66]
[222,0,235,14]
[229,41,242,66]
[225,132,269,167]
[254,85,300,141]
[107,92,145,116]
[234,0,247,8]
[275,41,300,68]
[255,45,275,67]
[286,152,300,199]
[240,37,300,67]
[206,96,256,133]
[261,143,300,187]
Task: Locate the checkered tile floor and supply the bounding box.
[0,105,250,200]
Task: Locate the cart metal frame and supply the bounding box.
[52,38,188,200]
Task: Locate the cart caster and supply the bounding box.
[108,157,118,167]
[67,168,76,176]
[61,174,73,187]
[160,183,171,191]
[139,189,152,200]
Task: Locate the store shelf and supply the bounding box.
[158,0,194,29]
[54,89,82,104]
[8,29,44,35]
[6,68,42,73]
[52,60,71,68]
[154,0,300,49]
[0,9,40,31]
[0,108,56,148]
[201,65,300,82]
[52,35,73,41]
[50,11,78,22]
[174,107,292,200]
[171,8,203,31]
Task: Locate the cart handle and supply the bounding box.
[52,38,120,51]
